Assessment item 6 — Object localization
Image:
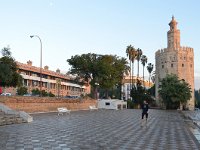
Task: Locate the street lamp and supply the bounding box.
[95,82,99,99]
[30,35,42,96]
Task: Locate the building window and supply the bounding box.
[162,65,164,68]
[171,64,173,67]
[190,64,192,68]
[24,79,28,86]
[182,64,184,67]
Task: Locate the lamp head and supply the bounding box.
[30,35,34,38]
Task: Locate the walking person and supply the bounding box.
[141,100,149,127]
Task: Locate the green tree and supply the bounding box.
[126,45,137,89]
[147,63,154,87]
[140,55,148,86]
[136,48,142,78]
[159,74,192,109]
[195,89,200,108]
[67,53,129,99]
[17,86,28,95]
[147,84,155,97]
[131,79,154,106]
[97,55,129,98]
[0,47,22,88]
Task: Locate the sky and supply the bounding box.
[0,0,200,89]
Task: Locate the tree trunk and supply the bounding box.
[137,60,139,78]
[149,73,151,87]
[105,89,109,99]
[130,60,132,91]
[143,65,144,87]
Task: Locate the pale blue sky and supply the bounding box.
[0,0,200,88]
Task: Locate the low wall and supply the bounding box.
[0,96,97,113]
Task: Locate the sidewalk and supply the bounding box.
[0,109,200,150]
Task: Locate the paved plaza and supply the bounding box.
[0,109,200,150]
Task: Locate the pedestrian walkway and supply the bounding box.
[182,110,200,143]
[0,109,200,150]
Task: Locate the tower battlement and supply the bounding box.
[155,48,168,56]
[156,46,193,56]
[179,46,193,52]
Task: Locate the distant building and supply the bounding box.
[3,60,90,97]
[155,16,194,110]
[121,75,153,100]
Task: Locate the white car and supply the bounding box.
[0,93,12,96]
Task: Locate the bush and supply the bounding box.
[31,88,40,96]
[17,86,28,95]
[127,99,134,109]
[48,92,55,97]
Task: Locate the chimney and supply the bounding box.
[56,68,60,73]
[27,60,32,66]
[44,66,49,70]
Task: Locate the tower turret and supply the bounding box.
[167,16,180,49]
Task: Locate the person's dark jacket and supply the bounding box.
[141,103,149,113]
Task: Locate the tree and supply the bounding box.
[126,45,133,89]
[126,45,137,89]
[97,55,129,98]
[195,89,200,108]
[136,48,143,78]
[67,53,129,99]
[158,74,192,109]
[140,55,148,86]
[0,47,22,88]
[131,79,154,107]
[131,79,146,105]
[147,63,154,87]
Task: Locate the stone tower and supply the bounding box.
[155,16,194,110]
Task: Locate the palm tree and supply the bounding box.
[126,45,137,96]
[141,55,148,87]
[136,48,143,78]
[147,63,154,87]
[126,45,133,91]
[151,71,156,83]
[130,47,137,88]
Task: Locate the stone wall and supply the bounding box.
[0,96,97,113]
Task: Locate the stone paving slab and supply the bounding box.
[0,109,200,150]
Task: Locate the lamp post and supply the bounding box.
[30,35,42,96]
[94,82,99,99]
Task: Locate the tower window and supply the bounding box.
[162,65,164,68]
[190,64,192,68]
[182,64,184,67]
[171,64,173,67]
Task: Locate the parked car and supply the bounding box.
[0,93,12,96]
[23,93,32,96]
[64,95,80,99]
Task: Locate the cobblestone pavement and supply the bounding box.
[0,109,200,150]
